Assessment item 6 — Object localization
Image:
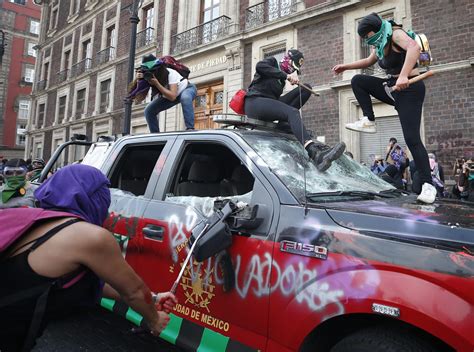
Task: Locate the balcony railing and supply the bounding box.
[71,58,92,77]
[36,79,47,91]
[171,15,231,54]
[136,27,155,49]
[245,0,298,30]
[97,46,115,65]
[57,69,69,82]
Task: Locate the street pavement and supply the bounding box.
[34,306,184,351]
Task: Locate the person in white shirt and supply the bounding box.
[143,55,197,132]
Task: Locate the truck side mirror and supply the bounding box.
[228,204,263,230]
[190,201,235,262]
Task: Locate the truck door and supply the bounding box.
[140,134,280,351]
[101,136,176,267]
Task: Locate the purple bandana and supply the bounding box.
[34,164,111,226]
[280,54,296,75]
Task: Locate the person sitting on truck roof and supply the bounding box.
[0,158,36,209]
[244,49,346,172]
[0,164,177,351]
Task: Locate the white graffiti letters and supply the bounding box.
[235,253,344,315]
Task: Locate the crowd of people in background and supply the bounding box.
[363,137,473,202]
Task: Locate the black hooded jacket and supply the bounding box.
[246,57,288,100]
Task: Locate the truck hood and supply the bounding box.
[319,195,474,248]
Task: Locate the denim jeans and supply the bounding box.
[145,83,197,132]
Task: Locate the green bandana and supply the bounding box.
[365,19,392,60]
[2,176,26,203]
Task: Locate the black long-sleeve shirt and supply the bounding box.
[246,57,288,100]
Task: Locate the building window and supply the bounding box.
[76,88,86,117]
[263,44,286,62]
[106,25,116,48]
[69,0,80,15]
[99,79,111,113]
[268,0,296,21]
[82,39,92,60]
[202,0,220,23]
[17,124,27,145]
[35,143,42,158]
[142,5,155,29]
[42,62,49,80]
[30,20,40,35]
[18,100,30,119]
[58,96,67,122]
[100,25,116,62]
[64,50,71,70]
[24,65,35,83]
[49,6,59,31]
[27,42,37,57]
[37,103,45,126]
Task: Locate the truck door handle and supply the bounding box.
[143,225,164,241]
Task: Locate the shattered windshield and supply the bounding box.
[242,133,394,202]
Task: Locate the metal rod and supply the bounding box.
[170,223,210,294]
[297,82,320,96]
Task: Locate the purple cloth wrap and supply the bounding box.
[34,164,111,226]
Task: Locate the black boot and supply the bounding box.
[306,141,346,172]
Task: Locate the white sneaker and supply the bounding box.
[345,116,377,133]
[417,183,437,204]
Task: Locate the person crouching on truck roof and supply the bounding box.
[332,13,436,204]
[0,158,35,208]
[0,164,177,351]
[141,54,197,132]
[244,49,346,172]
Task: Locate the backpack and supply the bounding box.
[160,55,191,79]
[407,31,432,67]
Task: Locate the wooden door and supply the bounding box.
[194,81,223,130]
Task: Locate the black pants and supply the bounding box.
[351,74,432,185]
[244,84,312,144]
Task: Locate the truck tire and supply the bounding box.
[331,327,434,352]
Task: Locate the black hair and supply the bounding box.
[357,12,382,37]
[389,137,398,144]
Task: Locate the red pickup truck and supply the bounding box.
[43,127,474,352]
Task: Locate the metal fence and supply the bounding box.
[136,27,155,49]
[96,46,115,66]
[245,0,297,30]
[171,15,231,54]
[71,58,92,77]
[57,69,69,82]
[36,79,47,91]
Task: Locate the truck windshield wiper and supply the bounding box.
[306,190,394,200]
[379,188,410,196]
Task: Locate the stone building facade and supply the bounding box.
[27,0,473,181]
[0,0,41,159]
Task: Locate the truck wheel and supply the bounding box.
[331,327,433,352]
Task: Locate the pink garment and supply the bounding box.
[0,208,80,252]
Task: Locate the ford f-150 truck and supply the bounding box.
[40,122,473,352]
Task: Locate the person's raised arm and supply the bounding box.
[148,76,179,101]
[73,224,177,335]
[332,50,377,74]
[391,29,420,90]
